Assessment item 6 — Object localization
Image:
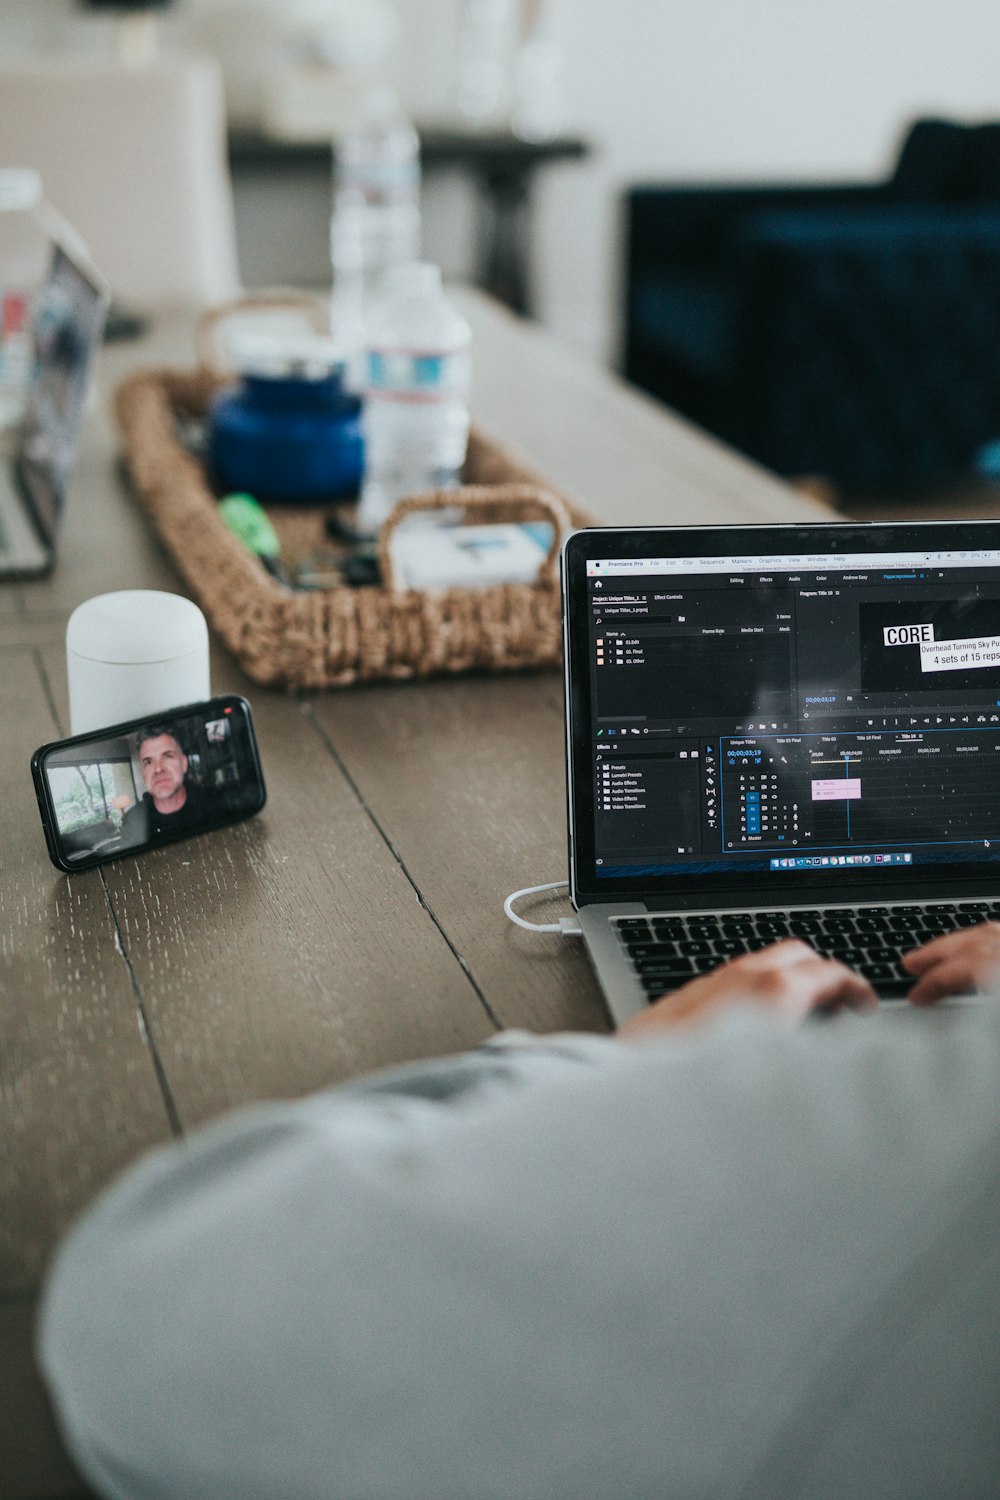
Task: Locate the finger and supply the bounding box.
[621,941,876,1039]
[734,938,819,972]
[737,941,878,1011]
[903,920,1000,973]
[731,948,877,1018]
[622,942,815,1035]
[907,961,976,1006]
[801,961,879,1016]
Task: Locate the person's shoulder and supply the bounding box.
[122,791,153,820]
[120,794,152,845]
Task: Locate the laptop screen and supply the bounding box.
[564,521,1000,906]
[18,243,108,547]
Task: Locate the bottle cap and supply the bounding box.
[229,329,345,380]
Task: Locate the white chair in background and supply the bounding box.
[0,55,242,308]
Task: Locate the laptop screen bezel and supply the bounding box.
[15,239,110,554]
[563,518,1000,909]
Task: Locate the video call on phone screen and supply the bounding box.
[39,700,264,867]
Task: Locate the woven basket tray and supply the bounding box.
[113,364,590,690]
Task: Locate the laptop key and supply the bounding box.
[640,974,691,994]
[638,974,705,994]
[836,950,870,969]
[626,942,678,960]
[866,975,913,999]
[854,915,891,933]
[634,956,701,976]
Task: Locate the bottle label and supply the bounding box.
[367,346,471,400]
[0,289,31,391]
[1,288,29,335]
[338,159,420,207]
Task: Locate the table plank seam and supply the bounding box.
[32,647,65,737]
[301,703,504,1033]
[30,646,182,1138]
[98,868,184,1140]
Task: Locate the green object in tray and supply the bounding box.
[218,493,281,558]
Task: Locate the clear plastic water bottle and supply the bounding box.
[455,0,514,128]
[0,168,50,431]
[356,262,472,536]
[330,81,421,381]
[512,0,564,142]
[328,185,367,389]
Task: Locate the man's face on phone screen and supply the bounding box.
[139,734,188,806]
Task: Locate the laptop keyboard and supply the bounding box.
[613,902,1000,1001]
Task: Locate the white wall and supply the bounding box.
[4,0,1000,365]
[541,0,1000,363]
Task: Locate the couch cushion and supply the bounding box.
[628,272,731,378]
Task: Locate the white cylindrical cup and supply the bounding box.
[66,591,210,735]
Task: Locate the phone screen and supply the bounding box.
[31,695,266,872]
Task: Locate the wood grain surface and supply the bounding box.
[0,292,820,1500]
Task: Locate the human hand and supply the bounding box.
[616,939,878,1040]
[902,920,1000,1006]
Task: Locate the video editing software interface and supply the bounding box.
[586,545,1000,882]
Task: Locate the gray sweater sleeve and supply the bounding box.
[37,1008,1000,1500]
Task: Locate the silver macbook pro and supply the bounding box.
[562,520,1000,1024]
[0,238,109,578]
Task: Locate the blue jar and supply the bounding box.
[208,339,364,504]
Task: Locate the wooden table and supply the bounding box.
[0,291,824,1500]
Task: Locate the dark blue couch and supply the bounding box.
[623,119,1000,493]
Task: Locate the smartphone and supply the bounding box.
[31,694,267,873]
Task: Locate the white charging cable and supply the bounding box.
[503,881,582,937]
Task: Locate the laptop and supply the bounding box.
[563,519,1000,1023]
[0,238,109,578]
